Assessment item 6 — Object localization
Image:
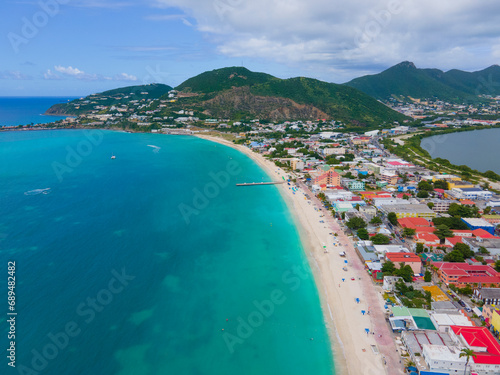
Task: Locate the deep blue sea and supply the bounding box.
[0,97,77,127]
[0,130,334,375]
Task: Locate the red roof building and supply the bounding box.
[450,326,500,368]
[415,232,440,246]
[461,200,476,206]
[433,262,500,288]
[452,229,474,237]
[445,236,463,247]
[385,252,422,274]
[473,229,498,239]
[398,217,433,229]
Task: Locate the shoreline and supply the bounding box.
[196,135,403,375]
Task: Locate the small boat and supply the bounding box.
[111,154,116,159]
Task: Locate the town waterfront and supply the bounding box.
[421,128,500,174]
[0,130,334,375]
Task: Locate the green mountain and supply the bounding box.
[173,67,408,126]
[176,67,275,94]
[45,83,173,116]
[344,61,500,102]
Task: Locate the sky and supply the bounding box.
[1,0,500,96]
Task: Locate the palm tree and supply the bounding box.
[459,348,476,375]
[405,359,416,368]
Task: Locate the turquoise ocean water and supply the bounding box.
[0,97,76,127]
[0,129,334,375]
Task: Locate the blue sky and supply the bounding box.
[1,0,500,96]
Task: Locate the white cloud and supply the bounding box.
[44,66,138,82]
[54,65,85,76]
[0,70,32,80]
[154,0,500,81]
[43,69,62,80]
[114,73,138,81]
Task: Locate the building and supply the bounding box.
[334,201,355,213]
[313,167,341,187]
[383,276,403,292]
[325,190,354,202]
[482,215,500,225]
[422,345,466,374]
[352,136,371,145]
[462,218,496,235]
[416,233,441,247]
[447,180,475,189]
[428,312,474,333]
[449,326,500,374]
[380,204,437,219]
[290,158,304,171]
[373,197,411,207]
[402,330,456,370]
[398,217,433,229]
[432,175,462,182]
[463,238,500,255]
[379,171,399,184]
[359,205,377,216]
[343,179,365,191]
[451,187,493,200]
[386,252,422,274]
[323,147,346,156]
[428,199,453,213]
[474,288,500,305]
[433,262,500,288]
[482,304,496,326]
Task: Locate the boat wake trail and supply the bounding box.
[147,145,161,153]
[24,188,51,196]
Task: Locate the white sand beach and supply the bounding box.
[197,135,404,375]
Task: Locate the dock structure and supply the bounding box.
[236,181,285,187]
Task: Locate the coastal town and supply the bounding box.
[4,89,500,375]
[203,125,500,375]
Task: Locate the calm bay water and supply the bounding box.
[421,128,500,174]
[0,130,334,375]
[0,97,76,127]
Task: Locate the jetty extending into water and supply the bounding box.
[236,181,285,187]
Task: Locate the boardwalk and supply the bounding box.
[236,181,285,186]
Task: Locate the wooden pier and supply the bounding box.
[236,181,285,187]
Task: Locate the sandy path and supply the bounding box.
[196,135,404,375]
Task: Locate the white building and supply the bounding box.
[383,276,403,292]
[323,147,346,156]
[372,198,415,207]
[450,188,493,200]
[428,312,474,333]
[325,190,354,202]
[422,344,466,373]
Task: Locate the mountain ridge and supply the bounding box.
[344,62,500,102]
[46,67,408,127]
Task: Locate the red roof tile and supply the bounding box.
[451,326,500,364]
